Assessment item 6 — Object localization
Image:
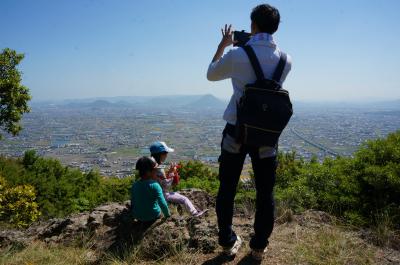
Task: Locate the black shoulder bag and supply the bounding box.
[235,45,293,147]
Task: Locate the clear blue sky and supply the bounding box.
[1,0,400,102]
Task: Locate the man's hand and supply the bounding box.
[211,24,237,63]
[219,24,236,48]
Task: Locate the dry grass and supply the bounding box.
[0,241,94,265]
[1,217,398,265]
[106,250,202,265]
[275,201,294,224]
[292,226,375,265]
[369,212,400,250]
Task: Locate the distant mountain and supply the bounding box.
[59,99,135,109]
[114,100,133,107]
[186,94,226,109]
[32,97,400,111]
[32,95,228,110]
[61,95,208,106]
[293,99,400,111]
[141,95,203,108]
[89,100,115,108]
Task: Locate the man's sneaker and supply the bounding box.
[251,247,267,261]
[193,209,208,217]
[223,236,242,256]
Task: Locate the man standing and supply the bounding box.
[207,4,292,261]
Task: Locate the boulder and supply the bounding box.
[0,189,217,258]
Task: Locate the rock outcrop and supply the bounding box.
[2,189,399,264]
[0,189,217,258]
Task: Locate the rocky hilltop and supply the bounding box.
[0,190,217,259]
[1,189,399,265]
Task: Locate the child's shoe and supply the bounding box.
[193,209,208,217]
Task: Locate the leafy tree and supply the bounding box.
[275,151,305,189]
[275,130,400,228]
[0,150,133,219]
[1,131,399,230]
[0,155,26,186]
[22,149,38,167]
[0,48,31,139]
[352,131,400,226]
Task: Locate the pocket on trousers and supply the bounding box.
[222,134,242,154]
[258,146,277,159]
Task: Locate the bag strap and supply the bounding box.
[242,45,265,81]
[272,52,287,82]
[243,45,287,83]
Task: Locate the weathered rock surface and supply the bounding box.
[0,189,217,258]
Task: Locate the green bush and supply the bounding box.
[178,160,218,180]
[175,160,219,194]
[276,130,400,228]
[0,176,40,227]
[1,130,399,230]
[0,151,133,220]
[275,151,306,189]
[352,131,400,226]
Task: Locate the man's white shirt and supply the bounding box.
[207,32,292,157]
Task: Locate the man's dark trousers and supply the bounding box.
[216,124,277,250]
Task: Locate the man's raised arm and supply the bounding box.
[207,24,237,81]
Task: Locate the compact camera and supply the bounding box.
[233,30,251,47]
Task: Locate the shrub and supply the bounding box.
[276,130,400,228]
[178,160,218,180]
[0,176,41,227]
[1,130,399,231]
[176,160,219,194]
[1,151,133,220]
[352,131,400,227]
[275,150,305,189]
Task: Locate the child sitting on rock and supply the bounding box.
[131,156,170,225]
[149,141,207,217]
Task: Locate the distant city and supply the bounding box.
[1,95,399,178]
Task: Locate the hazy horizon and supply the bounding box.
[30,93,400,105]
[2,0,400,102]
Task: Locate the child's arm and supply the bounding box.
[167,163,180,186]
[154,183,171,218]
[158,167,174,189]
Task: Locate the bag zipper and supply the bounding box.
[244,86,289,95]
[244,124,281,134]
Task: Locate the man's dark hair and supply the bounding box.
[136,156,156,177]
[250,4,280,34]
